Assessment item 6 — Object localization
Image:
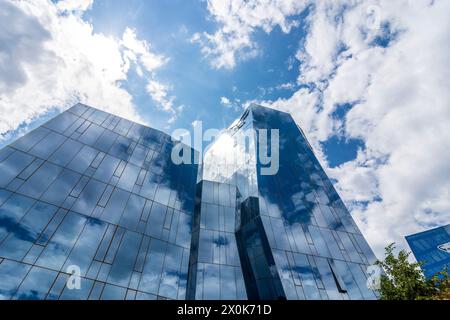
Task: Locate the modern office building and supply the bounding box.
[0,103,377,300]
[0,103,198,300]
[406,224,450,278]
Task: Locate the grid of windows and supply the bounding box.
[187,181,247,300]
[0,104,198,300]
[201,110,259,200]
[252,106,377,299]
[0,103,378,300]
[200,104,378,300]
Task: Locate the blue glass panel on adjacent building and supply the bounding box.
[406,224,450,278]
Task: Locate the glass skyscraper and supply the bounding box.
[0,103,377,300]
[192,104,378,300]
[0,104,197,300]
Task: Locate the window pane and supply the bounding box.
[117,162,139,191]
[41,169,81,206]
[69,104,89,116]
[145,202,166,238]
[13,266,57,300]
[320,228,343,260]
[203,263,220,299]
[308,225,331,258]
[198,230,213,263]
[205,204,219,231]
[140,171,158,200]
[0,260,31,299]
[159,243,183,299]
[0,150,35,187]
[337,231,363,263]
[290,223,311,254]
[114,118,133,136]
[29,131,66,159]
[176,212,191,249]
[93,154,120,183]
[348,262,376,299]
[36,212,87,270]
[0,201,57,260]
[334,260,363,300]
[314,257,342,300]
[89,109,108,125]
[67,145,98,174]
[109,136,132,161]
[0,146,14,163]
[48,138,83,167]
[139,238,166,294]
[11,127,50,152]
[129,144,147,167]
[120,194,145,231]
[78,123,104,146]
[59,277,94,300]
[100,284,126,300]
[353,234,377,264]
[101,188,130,224]
[135,291,157,300]
[94,129,118,152]
[0,193,35,242]
[63,218,108,276]
[72,179,107,216]
[44,111,78,133]
[0,189,11,206]
[270,217,291,251]
[220,265,237,299]
[18,162,62,199]
[107,231,142,287]
[292,253,321,300]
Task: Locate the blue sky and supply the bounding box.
[83,0,306,138]
[1,0,449,256]
[1,0,357,167]
[0,0,360,165]
[1,1,303,147]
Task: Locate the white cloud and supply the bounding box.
[220,96,231,105]
[270,0,450,257]
[56,0,93,13]
[121,27,179,116]
[276,82,295,90]
[191,120,201,128]
[2,0,449,262]
[0,0,173,142]
[327,1,450,256]
[121,27,168,72]
[296,1,342,85]
[192,0,310,69]
[267,87,327,142]
[222,0,450,258]
[146,80,176,113]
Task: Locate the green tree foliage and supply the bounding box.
[429,269,450,300]
[375,243,450,300]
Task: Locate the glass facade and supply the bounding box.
[193,104,378,300]
[0,103,377,300]
[0,103,197,300]
[186,180,247,300]
[406,224,450,278]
